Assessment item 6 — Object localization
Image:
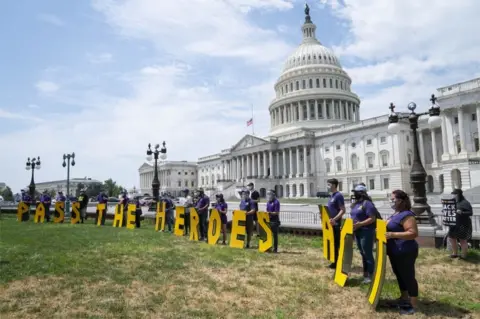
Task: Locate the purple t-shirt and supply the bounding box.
[386,211,418,255]
[350,200,376,229]
[196,196,209,213]
[215,202,228,213]
[266,199,280,222]
[327,192,345,220]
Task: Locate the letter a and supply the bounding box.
[334,218,354,287]
[320,205,335,262]
[207,208,221,245]
[257,212,273,253]
[71,202,81,224]
[367,219,387,308]
[54,201,65,223]
[189,208,200,241]
[34,203,46,223]
[17,202,29,222]
[230,210,246,249]
[174,206,185,236]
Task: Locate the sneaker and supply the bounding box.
[399,303,415,315]
[328,263,336,269]
[362,277,372,284]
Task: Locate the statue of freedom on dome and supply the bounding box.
[304,3,310,16]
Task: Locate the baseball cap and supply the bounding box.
[451,189,462,195]
[352,184,367,192]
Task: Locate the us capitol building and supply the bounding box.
[139,10,480,199]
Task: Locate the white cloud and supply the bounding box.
[0,109,43,122]
[37,13,64,26]
[35,81,59,94]
[86,52,113,64]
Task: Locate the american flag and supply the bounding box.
[246,118,253,126]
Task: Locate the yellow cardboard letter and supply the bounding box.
[54,201,65,223]
[96,203,106,226]
[174,206,186,236]
[334,218,354,287]
[207,208,221,245]
[71,202,81,224]
[257,212,273,252]
[155,202,166,232]
[112,204,124,228]
[320,205,335,262]
[189,208,200,241]
[34,203,46,223]
[230,210,246,249]
[367,219,387,308]
[126,204,137,229]
[17,202,29,222]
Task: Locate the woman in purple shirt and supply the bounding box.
[350,184,376,284]
[385,190,419,315]
[215,194,228,245]
[266,190,280,253]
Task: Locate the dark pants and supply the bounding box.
[166,209,174,231]
[389,250,419,297]
[354,227,375,276]
[270,221,280,252]
[135,210,142,228]
[333,225,341,265]
[44,204,51,222]
[184,212,190,235]
[199,211,208,239]
[246,215,254,246]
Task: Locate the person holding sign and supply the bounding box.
[247,183,261,236]
[183,189,193,236]
[448,189,473,259]
[266,190,280,253]
[78,189,89,223]
[385,190,419,315]
[239,190,255,249]
[326,178,345,269]
[40,190,52,222]
[215,194,228,245]
[195,189,210,241]
[350,184,376,284]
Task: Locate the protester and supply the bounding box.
[78,189,89,223]
[448,188,473,259]
[266,189,280,253]
[134,196,142,228]
[195,188,210,241]
[350,184,376,284]
[239,190,255,248]
[119,190,129,226]
[164,193,175,232]
[215,194,228,245]
[183,189,193,236]
[96,192,108,225]
[40,190,52,222]
[385,190,419,315]
[326,178,345,269]
[247,182,261,236]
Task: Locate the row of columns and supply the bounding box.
[220,146,315,182]
[271,99,359,127]
[140,170,170,189]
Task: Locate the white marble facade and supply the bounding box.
[139,13,480,199]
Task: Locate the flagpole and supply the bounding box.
[251,103,255,136]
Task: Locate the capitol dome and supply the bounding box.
[269,8,361,136]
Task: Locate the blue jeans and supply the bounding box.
[355,227,375,276]
[166,209,174,231]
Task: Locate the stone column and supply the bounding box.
[246,155,251,178]
[237,158,241,181]
[418,129,425,165]
[222,161,225,180]
[282,106,286,124]
[458,107,467,153]
[303,145,308,176]
[306,100,311,120]
[263,151,268,177]
[296,146,301,177]
[282,149,287,177]
[477,106,480,151]
[340,101,344,120]
[276,151,280,177]
[441,115,449,158]
[257,152,261,178]
[289,148,293,178]
[322,100,327,119]
[314,100,319,120]
[269,151,273,178]
[431,129,438,165]
[252,154,256,177]
[310,146,315,176]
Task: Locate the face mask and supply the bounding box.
[353,192,361,199]
[327,184,333,192]
[390,199,396,210]
[247,186,253,191]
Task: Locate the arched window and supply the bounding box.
[323,78,327,88]
[325,159,332,173]
[309,79,313,88]
[380,151,389,167]
[365,152,375,169]
[335,157,343,172]
[296,81,299,90]
[201,177,205,185]
[316,78,320,88]
[329,78,333,88]
[351,154,358,170]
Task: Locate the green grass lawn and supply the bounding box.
[0,215,478,319]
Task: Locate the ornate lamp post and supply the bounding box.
[146,142,167,202]
[62,153,75,215]
[387,94,442,225]
[26,156,41,201]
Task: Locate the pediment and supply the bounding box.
[138,162,153,172]
[231,134,269,152]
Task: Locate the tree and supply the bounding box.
[103,179,124,198]
[85,182,103,198]
[1,186,14,201]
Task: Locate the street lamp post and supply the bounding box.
[62,153,76,216]
[146,142,167,202]
[387,94,442,225]
[26,156,41,201]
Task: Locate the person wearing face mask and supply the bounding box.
[266,190,280,253]
[350,184,376,284]
[247,183,261,236]
[195,188,210,241]
[215,194,228,245]
[385,190,419,315]
[326,178,345,269]
[448,189,472,259]
[183,189,193,236]
[239,190,255,248]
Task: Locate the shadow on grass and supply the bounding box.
[377,299,472,318]
[278,251,303,255]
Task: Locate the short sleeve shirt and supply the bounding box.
[350,200,376,229]
[327,192,345,219]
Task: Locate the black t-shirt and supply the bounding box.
[78,194,89,209]
[250,190,259,212]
